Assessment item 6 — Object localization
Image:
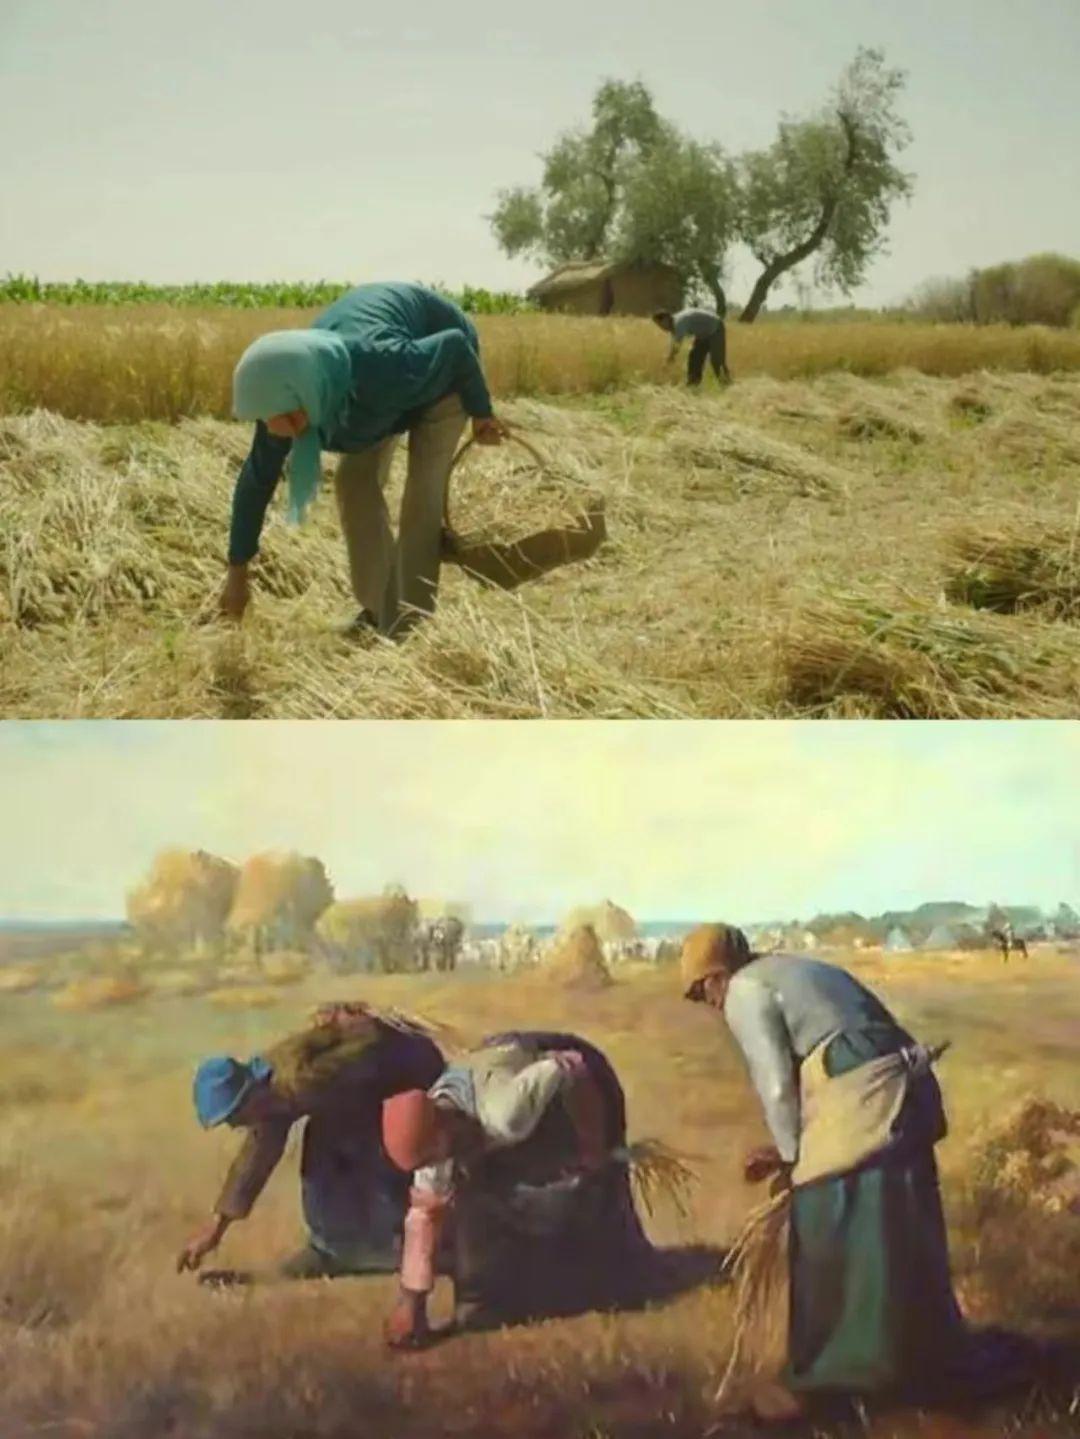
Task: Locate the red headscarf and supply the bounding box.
[382,1089,441,1171]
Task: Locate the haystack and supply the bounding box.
[543,924,613,991]
[227,852,333,951]
[562,899,636,944]
[126,848,238,954]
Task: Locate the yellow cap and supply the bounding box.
[679,923,751,995]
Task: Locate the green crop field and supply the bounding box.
[0,274,533,313]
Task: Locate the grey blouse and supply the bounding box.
[723,953,898,1161]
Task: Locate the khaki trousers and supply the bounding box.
[334,392,467,636]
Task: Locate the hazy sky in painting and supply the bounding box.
[1,722,1076,924]
[1,0,1077,306]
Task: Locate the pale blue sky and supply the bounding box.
[1,0,1077,305]
[1,721,1076,924]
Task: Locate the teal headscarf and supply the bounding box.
[232,330,353,524]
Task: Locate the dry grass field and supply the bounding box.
[1,946,1079,1438]
[3,363,1079,718]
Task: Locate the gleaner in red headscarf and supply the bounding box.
[380,1030,656,1348]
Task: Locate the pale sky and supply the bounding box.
[0,721,1076,925]
[1,0,1077,307]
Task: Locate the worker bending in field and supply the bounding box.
[680,924,1008,1424]
[380,1030,657,1348]
[652,306,731,387]
[178,1003,444,1280]
[223,282,508,638]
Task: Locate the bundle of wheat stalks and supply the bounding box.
[778,588,1080,718]
[310,999,465,1051]
[623,1138,700,1221]
[944,517,1080,620]
[713,1186,791,1405]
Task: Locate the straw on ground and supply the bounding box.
[2,371,1079,719]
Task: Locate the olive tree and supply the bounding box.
[613,134,739,311]
[491,50,914,321]
[737,48,913,321]
[490,80,670,266]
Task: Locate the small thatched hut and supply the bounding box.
[527,260,682,317]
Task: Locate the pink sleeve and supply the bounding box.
[400,1185,450,1294]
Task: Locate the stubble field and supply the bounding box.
[1,946,1079,1438]
[3,320,1079,719]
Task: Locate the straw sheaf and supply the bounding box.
[665,419,848,499]
[775,588,1080,718]
[257,1007,465,1099]
[944,514,1080,620]
[713,1187,792,1406]
[623,1138,700,1222]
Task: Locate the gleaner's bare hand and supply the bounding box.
[471,416,508,447]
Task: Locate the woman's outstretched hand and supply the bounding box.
[384,1288,431,1349]
[177,1215,230,1273]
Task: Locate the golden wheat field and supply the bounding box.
[1,945,1079,1439]
[3,308,1080,422]
[3,355,1080,719]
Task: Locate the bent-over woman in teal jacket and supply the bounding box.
[222,282,506,637]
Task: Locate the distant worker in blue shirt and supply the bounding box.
[222,282,507,638]
[652,306,731,388]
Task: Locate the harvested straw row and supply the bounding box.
[944,516,1080,620]
[668,420,847,499]
[775,589,1080,718]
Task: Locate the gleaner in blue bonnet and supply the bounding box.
[224,282,507,639]
[178,1004,444,1282]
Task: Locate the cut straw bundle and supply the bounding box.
[714,1187,792,1405]
[624,1138,700,1222]
[944,517,1080,619]
[777,588,1080,718]
[310,999,465,1052]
